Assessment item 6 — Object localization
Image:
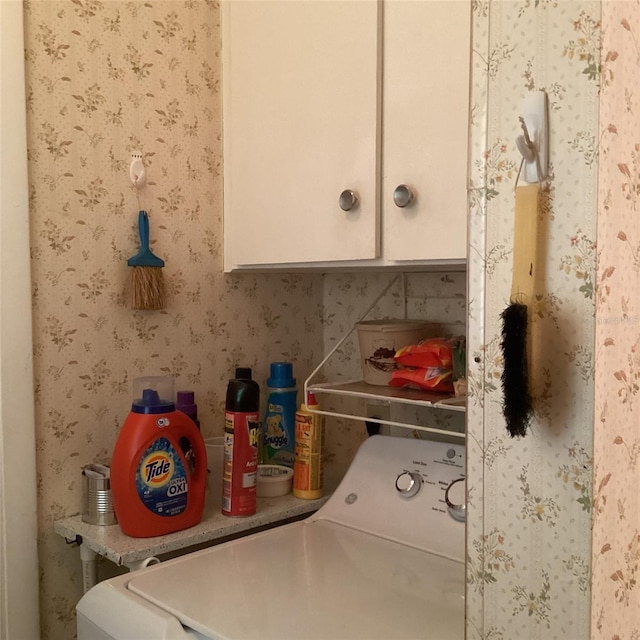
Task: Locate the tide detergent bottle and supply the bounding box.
[110,376,206,538]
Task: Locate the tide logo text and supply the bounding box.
[143,453,173,487]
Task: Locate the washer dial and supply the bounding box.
[395,471,422,498]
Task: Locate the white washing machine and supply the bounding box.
[77,435,466,640]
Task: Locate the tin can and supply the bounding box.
[82,463,117,526]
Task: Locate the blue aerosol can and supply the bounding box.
[262,362,297,467]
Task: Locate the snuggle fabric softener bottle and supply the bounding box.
[110,376,206,538]
[262,362,297,467]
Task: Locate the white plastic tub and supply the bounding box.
[256,464,293,497]
[356,320,433,386]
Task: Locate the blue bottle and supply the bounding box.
[262,362,297,467]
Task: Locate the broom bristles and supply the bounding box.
[128,266,166,310]
[501,302,532,437]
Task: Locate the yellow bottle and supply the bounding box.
[293,392,324,499]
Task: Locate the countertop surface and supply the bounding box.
[55,466,343,566]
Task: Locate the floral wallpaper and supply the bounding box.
[22,2,326,638]
[592,1,640,637]
[21,0,640,638]
[466,0,599,638]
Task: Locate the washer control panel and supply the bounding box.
[314,436,466,561]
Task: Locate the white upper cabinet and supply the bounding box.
[382,0,470,263]
[222,0,470,271]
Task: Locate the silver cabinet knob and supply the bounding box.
[339,189,358,212]
[444,477,466,522]
[395,471,422,499]
[393,184,414,208]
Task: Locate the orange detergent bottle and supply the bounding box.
[110,376,206,538]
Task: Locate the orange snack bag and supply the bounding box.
[389,367,454,393]
[394,338,453,369]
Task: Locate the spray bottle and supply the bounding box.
[110,376,206,538]
[262,362,297,467]
[293,392,325,499]
[222,367,260,517]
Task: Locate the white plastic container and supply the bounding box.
[256,464,293,497]
[356,320,433,385]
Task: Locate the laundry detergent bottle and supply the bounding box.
[110,376,206,538]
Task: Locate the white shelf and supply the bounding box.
[308,380,466,412]
[54,465,346,569]
[304,273,466,439]
[305,381,466,439]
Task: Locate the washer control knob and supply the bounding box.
[395,471,422,498]
[445,477,466,522]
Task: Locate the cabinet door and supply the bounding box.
[223,0,381,270]
[382,0,470,262]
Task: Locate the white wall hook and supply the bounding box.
[516,131,535,162]
[129,152,146,189]
[517,91,548,183]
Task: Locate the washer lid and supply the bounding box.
[128,519,464,640]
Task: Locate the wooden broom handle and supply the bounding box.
[510,184,540,305]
